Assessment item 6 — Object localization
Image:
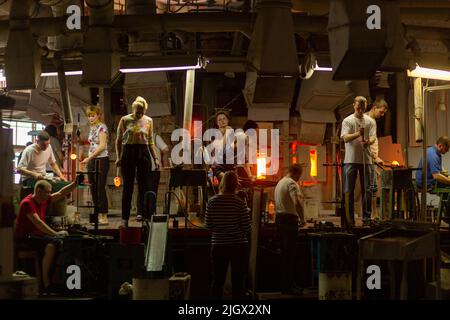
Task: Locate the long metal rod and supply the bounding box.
[421,81,427,221]
[425,84,450,92]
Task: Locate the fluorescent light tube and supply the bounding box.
[41,71,83,77]
[407,64,450,81]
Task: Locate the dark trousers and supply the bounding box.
[149,170,161,194]
[343,163,372,224]
[121,145,152,221]
[87,157,110,213]
[276,214,298,292]
[210,243,249,300]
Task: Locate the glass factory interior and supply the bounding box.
[1,0,450,301]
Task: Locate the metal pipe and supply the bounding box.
[424,84,450,92]
[291,0,450,15]
[1,12,450,44]
[421,80,426,221]
[183,69,195,135]
[85,0,114,25]
[332,122,336,210]
[414,77,423,143]
[55,59,73,126]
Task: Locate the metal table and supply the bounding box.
[357,222,441,300]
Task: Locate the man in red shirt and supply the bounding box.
[15,177,79,291]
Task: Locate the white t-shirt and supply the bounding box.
[151,134,168,171]
[274,176,302,216]
[340,114,376,164]
[18,143,56,181]
[365,112,380,161]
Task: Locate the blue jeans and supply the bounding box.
[343,163,372,224]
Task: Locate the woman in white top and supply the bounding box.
[212,111,235,181]
[81,105,110,225]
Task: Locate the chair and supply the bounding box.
[429,184,450,226]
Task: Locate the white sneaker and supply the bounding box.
[99,213,109,225]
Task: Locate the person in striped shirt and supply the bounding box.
[205,171,251,299]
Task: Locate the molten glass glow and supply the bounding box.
[257,153,266,179]
[392,160,400,167]
[70,154,77,160]
[114,177,121,187]
[310,149,317,177]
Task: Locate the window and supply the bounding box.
[3,120,45,147]
[2,120,45,184]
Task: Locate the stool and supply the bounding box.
[17,250,42,289]
[430,186,450,226]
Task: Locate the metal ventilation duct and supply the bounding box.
[40,0,84,51]
[244,0,299,121]
[328,0,388,80]
[82,0,120,87]
[29,75,91,124]
[123,0,170,117]
[5,0,41,89]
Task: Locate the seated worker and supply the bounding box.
[274,164,305,295]
[17,130,66,189]
[416,136,450,190]
[15,177,81,292]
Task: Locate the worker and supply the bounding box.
[205,171,251,299]
[115,96,160,227]
[15,177,81,293]
[212,111,235,181]
[17,130,67,190]
[366,98,389,220]
[416,136,450,190]
[341,96,377,227]
[80,105,110,225]
[274,163,305,295]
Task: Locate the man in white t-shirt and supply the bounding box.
[365,98,389,219]
[340,96,377,227]
[17,131,66,186]
[274,164,305,294]
[139,133,169,220]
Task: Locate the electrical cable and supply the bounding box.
[165,190,206,229]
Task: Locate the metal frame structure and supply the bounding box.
[420,82,450,221]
